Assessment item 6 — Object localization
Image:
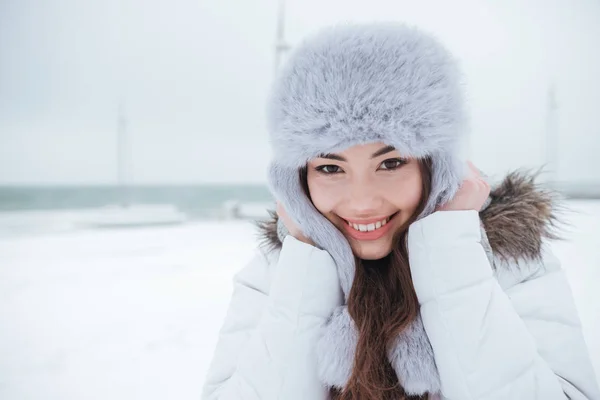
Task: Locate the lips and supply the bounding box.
[341,212,399,241]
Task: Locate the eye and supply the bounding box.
[315,165,343,174]
[379,158,407,171]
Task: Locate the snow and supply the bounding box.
[0,202,599,399]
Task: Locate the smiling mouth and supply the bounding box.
[342,212,399,233]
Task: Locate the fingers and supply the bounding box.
[276,202,294,223]
[466,161,490,186]
[276,202,285,218]
[466,160,481,178]
[463,162,491,204]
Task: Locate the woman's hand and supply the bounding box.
[437,161,490,212]
[276,202,315,246]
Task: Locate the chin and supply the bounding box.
[350,240,393,261]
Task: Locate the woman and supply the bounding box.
[202,23,600,399]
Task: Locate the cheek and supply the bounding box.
[306,174,340,214]
[385,170,423,209]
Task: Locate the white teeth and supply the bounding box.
[347,215,393,233]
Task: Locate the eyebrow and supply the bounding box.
[319,145,396,162]
[371,145,396,158]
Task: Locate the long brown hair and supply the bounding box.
[300,157,433,400]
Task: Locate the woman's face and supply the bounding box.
[307,142,423,260]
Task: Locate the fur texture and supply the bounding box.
[480,170,565,263]
[266,23,468,299]
[257,170,563,395]
[315,306,357,388]
[388,314,441,395]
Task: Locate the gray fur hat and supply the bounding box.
[266,22,468,298]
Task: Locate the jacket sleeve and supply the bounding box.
[408,210,600,400]
[201,236,343,400]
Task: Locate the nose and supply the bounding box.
[346,178,384,217]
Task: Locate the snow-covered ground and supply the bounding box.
[0,201,599,399]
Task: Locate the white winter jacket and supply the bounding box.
[202,178,600,400]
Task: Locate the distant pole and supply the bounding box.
[116,1,131,208]
[273,0,290,74]
[544,84,559,186]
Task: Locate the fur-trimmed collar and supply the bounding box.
[257,170,563,264]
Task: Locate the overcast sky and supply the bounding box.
[1,0,599,184]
